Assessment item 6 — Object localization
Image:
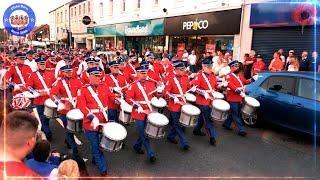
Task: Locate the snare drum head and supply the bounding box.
[185,93,196,102]
[151,97,167,107]
[181,104,200,115]
[103,122,127,141]
[120,101,133,113]
[148,112,169,126]
[213,91,224,99]
[45,98,57,108]
[212,99,230,111]
[245,97,260,107]
[67,109,84,120]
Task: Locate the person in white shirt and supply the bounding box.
[188,50,197,73]
[24,51,38,72]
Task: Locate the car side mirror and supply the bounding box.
[269,85,282,91]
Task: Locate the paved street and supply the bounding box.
[49,118,320,178]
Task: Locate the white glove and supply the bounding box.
[189,86,197,92]
[203,92,210,100]
[221,81,228,87]
[173,96,180,104]
[113,87,122,93]
[57,102,65,111]
[91,117,100,129]
[117,98,126,105]
[240,92,246,98]
[32,91,40,98]
[137,106,144,114]
[156,86,164,93]
[14,85,21,91]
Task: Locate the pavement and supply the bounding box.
[49,118,320,178]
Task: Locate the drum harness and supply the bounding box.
[137,82,153,112]
[87,86,109,123]
[62,79,77,108]
[14,65,26,86]
[35,71,50,96]
[110,74,125,122]
[229,73,245,93]
[173,77,186,103]
[201,72,216,99]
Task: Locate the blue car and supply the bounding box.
[244,71,320,137]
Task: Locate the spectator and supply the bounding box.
[278,48,286,63]
[268,52,284,72]
[50,160,80,179]
[26,140,60,177]
[182,50,189,67]
[287,56,300,71]
[243,53,254,79]
[224,52,232,63]
[0,111,41,178]
[188,50,197,73]
[299,50,311,71]
[251,54,266,76]
[309,51,319,72]
[285,50,295,70]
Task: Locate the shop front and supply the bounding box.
[250,2,320,63]
[116,18,165,54]
[93,25,117,50]
[165,9,241,56]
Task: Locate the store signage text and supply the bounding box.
[125,25,149,35]
[182,19,209,31]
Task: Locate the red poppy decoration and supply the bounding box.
[292,4,316,26]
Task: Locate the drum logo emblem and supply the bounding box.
[3,3,36,37]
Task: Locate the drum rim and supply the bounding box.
[244,96,260,107]
[151,97,167,108]
[212,99,230,111]
[147,112,169,126]
[181,104,200,115]
[45,98,58,108]
[66,109,84,119]
[185,93,196,101]
[103,122,127,141]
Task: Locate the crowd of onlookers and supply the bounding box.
[0,111,89,179]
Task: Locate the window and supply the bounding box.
[57,14,59,23]
[57,27,59,34]
[263,76,296,95]
[88,1,91,12]
[154,0,158,5]
[122,0,125,12]
[110,0,113,15]
[65,10,67,21]
[137,0,140,9]
[79,5,81,15]
[60,12,63,22]
[297,78,320,101]
[83,3,86,14]
[71,8,73,17]
[99,2,103,17]
[75,7,77,16]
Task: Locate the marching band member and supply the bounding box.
[50,65,82,153]
[123,54,139,83]
[117,56,126,75]
[0,58,7,90]
[146,54,162,82]
[80,57,97,84]
[191,58,218,146]
[26,57,56,140]
[25,51,38,72]
[4,53,32,95]
[45,54,58,72]
[125,64,162,163]
[164,61,190,150]
[153,54,165,79]
[223,60,253,137]
[55,55,78,79]
[77,67,114,176]
[104,60,127,122]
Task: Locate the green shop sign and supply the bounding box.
[94,24,117,37]
[87,27,94,34]
[116,19,164,36]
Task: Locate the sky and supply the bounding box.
[0,0,69,28]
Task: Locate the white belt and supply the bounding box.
[37,89,51,93]
[136,101,149,105]
[61,97,75,101]
[171,94,183,98]
[89,107,108,113]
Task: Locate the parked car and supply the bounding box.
[244,71,320,137]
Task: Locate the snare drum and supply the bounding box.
[44,98,57,119]
[145,112,169,139]
[100,122,127,152]
[241,97,260,116]
[119,101,133,124]
[211,99,230,121]
[212,91,224,100]
[179,104,200,127]
[151,97,167,112]
[185,93,196,104]
[66,109,84,133]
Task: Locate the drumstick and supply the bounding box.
[146,76,158,83]
[185,85,198,94]
[32,108,42,131]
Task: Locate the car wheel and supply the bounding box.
[241,113,259,127]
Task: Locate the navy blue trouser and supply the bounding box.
[223,102,246,133]
[84,130,107,174]
[108,109,119,122]
[167,111,188,147]
[36,105,52,138]
[194,105,217,138]
[133,120,154,159]
[59,114,78,153]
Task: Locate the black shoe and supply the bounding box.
[133,146,145,154]
[167,137,178,144]
[238,131,247,137]
[222,124,232,130]
[149,156,156,163]
[46,134,52,142]
[182,145,190,151]
[64,140,71,149]
[210,137,216,146]
[100,171,108,177]
[193,130,206,136]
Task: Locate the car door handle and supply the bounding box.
[295,103,303,108]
